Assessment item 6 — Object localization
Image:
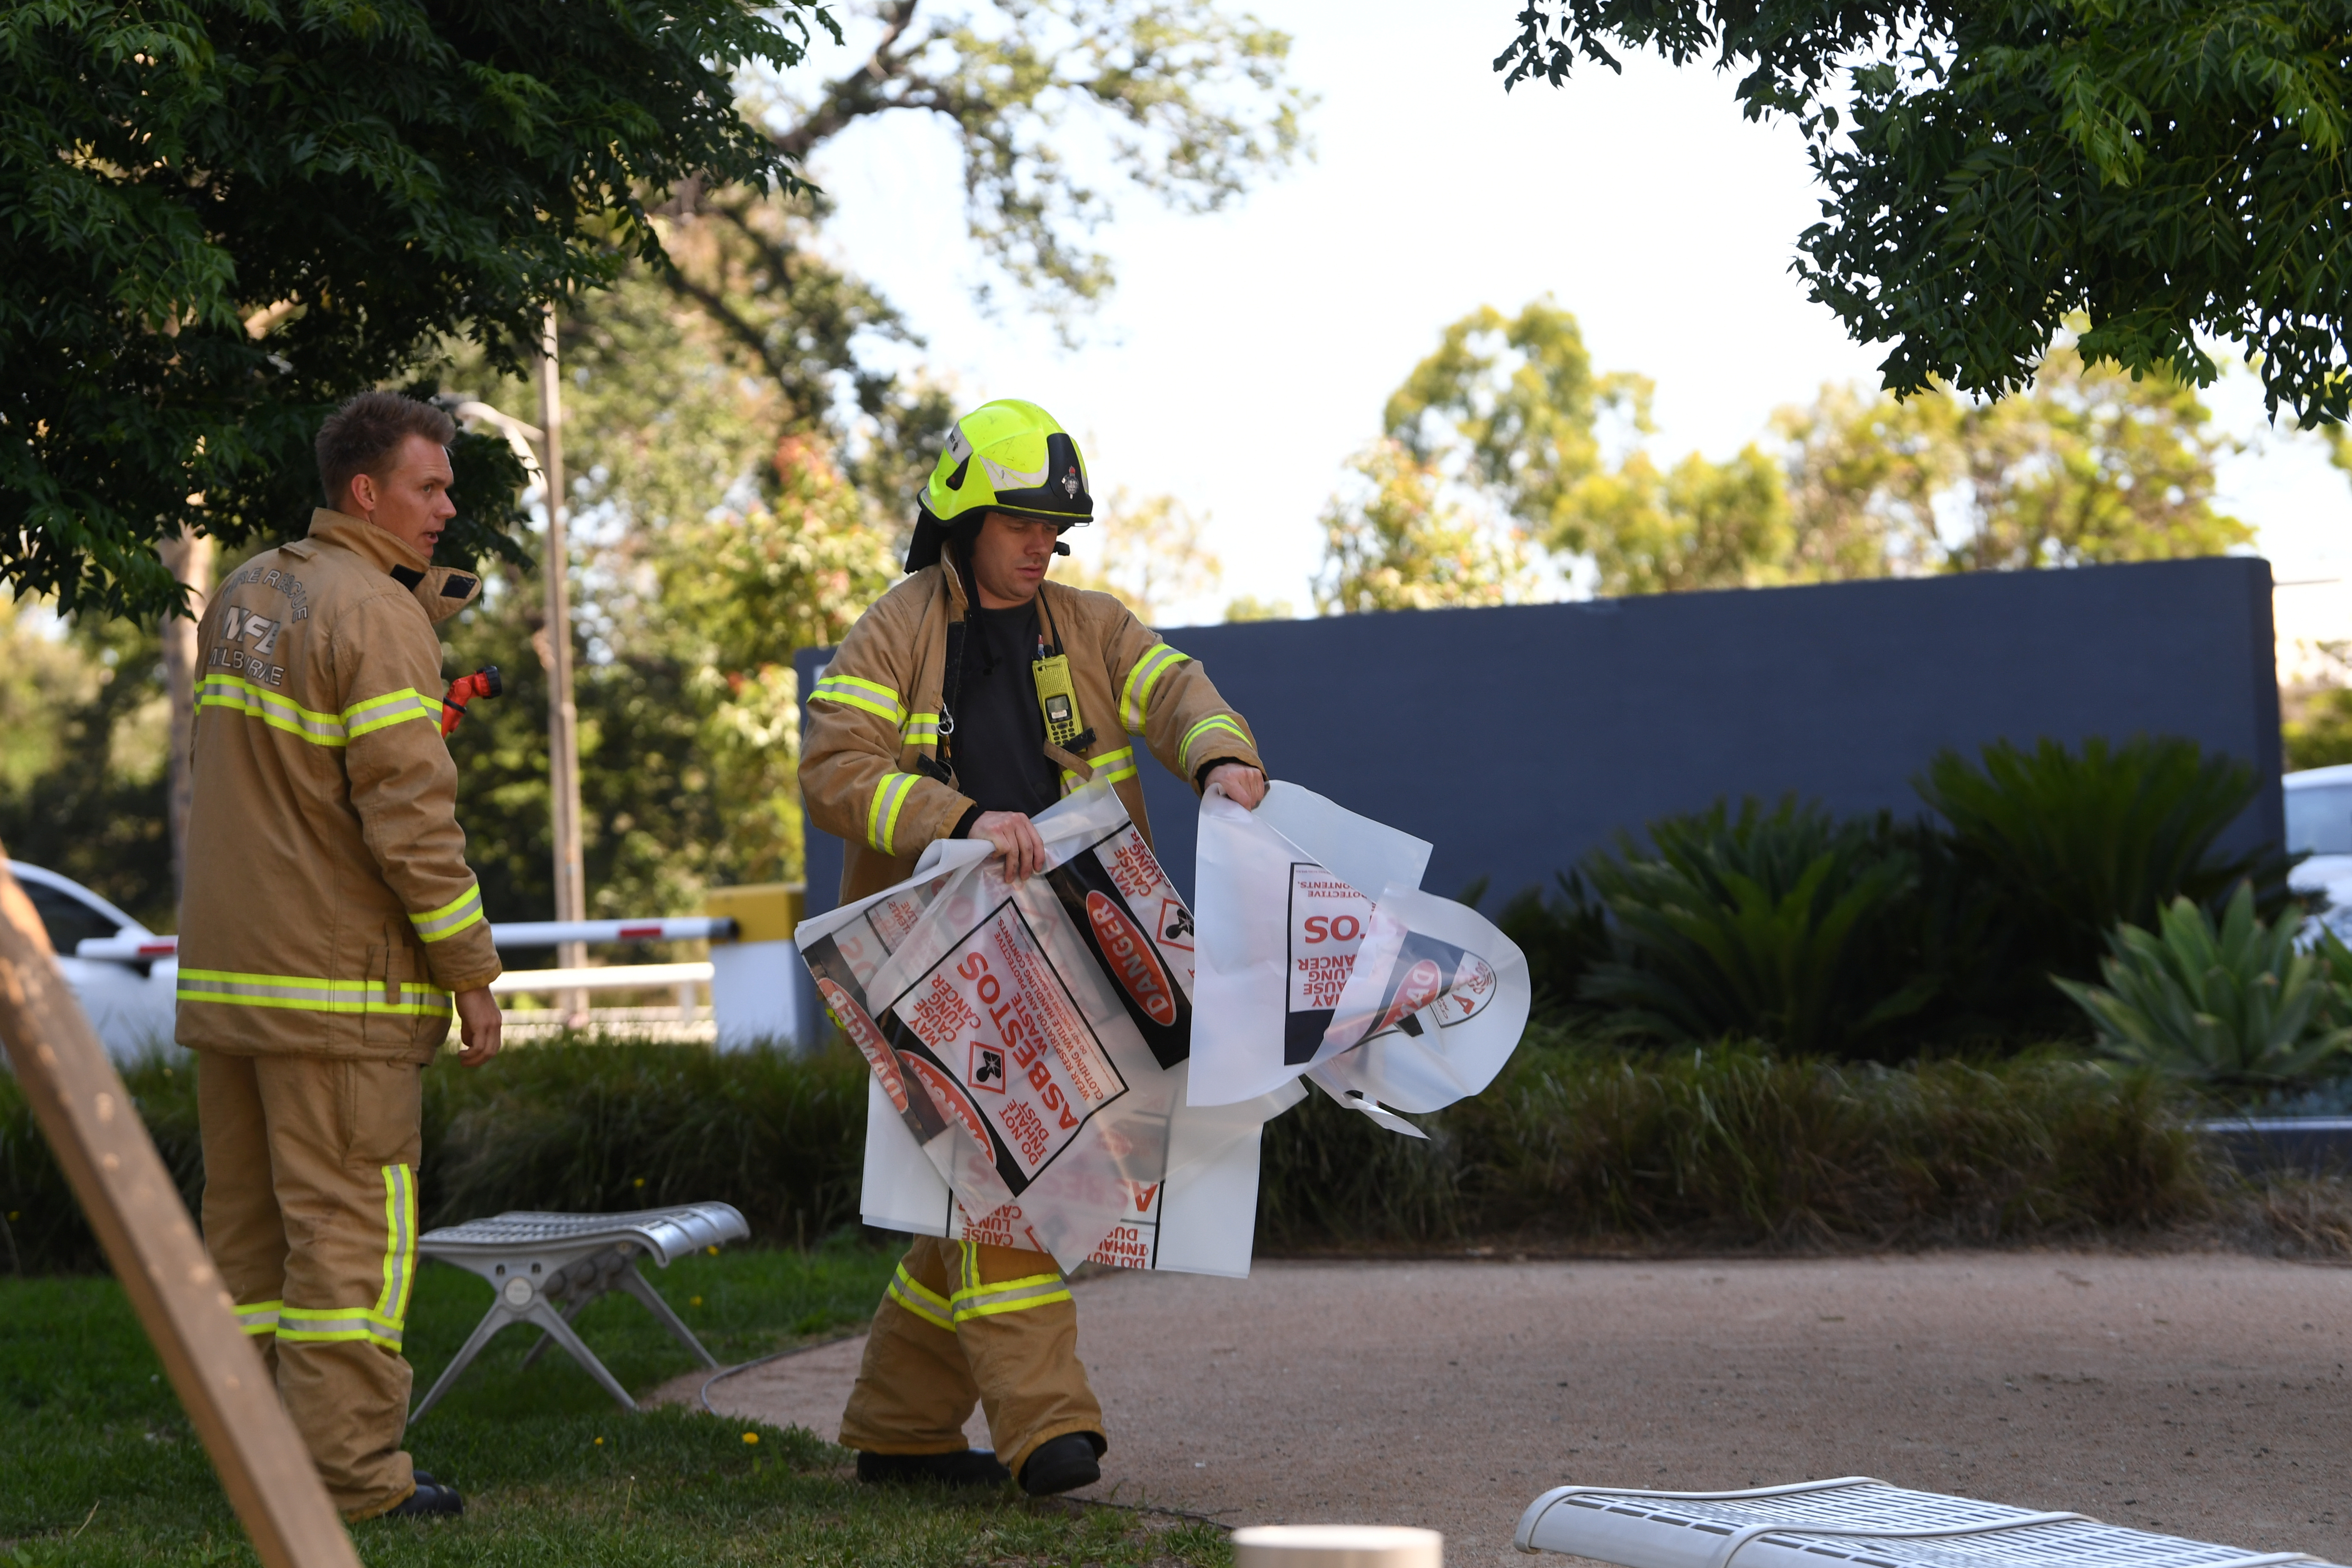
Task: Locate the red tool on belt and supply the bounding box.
[439,666,501,737]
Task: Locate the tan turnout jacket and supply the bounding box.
[804,565,1263,904]
[175,510,501,1061]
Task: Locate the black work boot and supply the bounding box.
[855,1449,1012,1487]
[382,1478,464,1518]
[1018,1432,1105,1497]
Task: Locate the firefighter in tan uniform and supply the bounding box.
[802,399,1269,1495]
[178,392,504,1521]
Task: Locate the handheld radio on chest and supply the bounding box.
[1029,593,1093,755]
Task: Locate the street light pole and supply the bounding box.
[535,306,588,1022]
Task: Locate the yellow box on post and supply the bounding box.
[705,883,806,1051]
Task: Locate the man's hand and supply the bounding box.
[453,986,502,1067]
[1205,762,1268,809]
[967,809,1049,879]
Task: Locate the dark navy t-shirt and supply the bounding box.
[950,600,1061,817]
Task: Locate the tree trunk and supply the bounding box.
[158,529,215,906]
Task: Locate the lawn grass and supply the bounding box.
[0,1241,1229,1567]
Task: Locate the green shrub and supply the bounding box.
[1,1040,871,1274]
[0,1051,199,1275]
[1575,799,1936,1058]
[2284,686,2352,772]
[1510,735,2294,1051]
[7,1032,2217,1271]
[1445,1034,2208,1246]
[1916,735,2291,994]
[424,1038,871,1245]
[1491,871,1611,1015]
[2056,884,2352,1087]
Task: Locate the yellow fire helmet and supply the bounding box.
[905,398,1093,571]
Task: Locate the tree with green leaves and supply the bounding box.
[2,0,830,621]
[1380,299,1610,546]
[1353,300,2250,600]
[1565,443,1794,596]
[1497,2,2352,426]
[430,0,1310,912]
[1314,440,1532,613]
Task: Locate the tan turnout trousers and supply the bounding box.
[198,1051,423,1519]
[839,1236,1104,1475]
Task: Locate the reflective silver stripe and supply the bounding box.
[277,1306,402,1349]
[951,1276,1073,1321]
[235,1301,282,1336]
[1179,713,1250,774]
[814,674,906,724]
[376,1164,416,1327]
[196,676,348,745]
[176,969,450,1017]
[344,688,437,738]
[902,711,943,745]
[409,885,484,942]
[887,1264,954,1331]
[1121,643,1190,731]
[867,771,918,854]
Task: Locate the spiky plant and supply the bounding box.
[1916,735,2292,991]
[2055,883,2352,1086]
[1576,798,1937,1058]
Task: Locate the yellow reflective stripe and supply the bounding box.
[1120,643,1190,732]
[375,1164,417,1327]
[948,1269,1063,1305]
[866,771,917,855]
[885,1264,954,1332]
[278,1304,404,1350]
[901,711,942,746]
[409,884,485,943]
[814,673,906,724]
[344,687,436,738]
[1179,714,1250,774]
[197,675,348,746]
[1060,746,1138,796]
[952,1277,1074,1321]
[176,968,451,1017]
[236,1300,283,1337]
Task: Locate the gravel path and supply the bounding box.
[656,1254,2352,1565]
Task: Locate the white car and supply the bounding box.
[11,862,178,1063]
[2286,765,2352,937]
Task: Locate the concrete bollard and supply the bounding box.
[1232,1525,1443,1568]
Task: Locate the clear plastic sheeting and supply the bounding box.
[1190,781,1530,1130]
[1513,1478,2340,1568]
[858,1072,1303,1277]
[800,778,1282,1273]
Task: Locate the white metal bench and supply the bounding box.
[407,1203,749,1425]
[1516,1478,2341,1568]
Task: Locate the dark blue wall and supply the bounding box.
[798,557,2281,922]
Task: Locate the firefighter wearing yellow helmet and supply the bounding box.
[801,399,1270,1494]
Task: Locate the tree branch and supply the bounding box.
[662,267,793,389]
[773,0,926,162]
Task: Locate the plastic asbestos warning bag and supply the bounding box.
[1190,781,1531,1130]
[798,778,1296,1273]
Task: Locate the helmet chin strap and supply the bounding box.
[1053,540,1071,556]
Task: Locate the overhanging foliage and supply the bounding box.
[0,0,833,621]
[1497,2,2352,424]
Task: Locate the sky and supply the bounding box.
[795,0,2352,630]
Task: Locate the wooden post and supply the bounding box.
[536,303,589,1024]
[158,527,216,903]
[0,848,363,1568]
